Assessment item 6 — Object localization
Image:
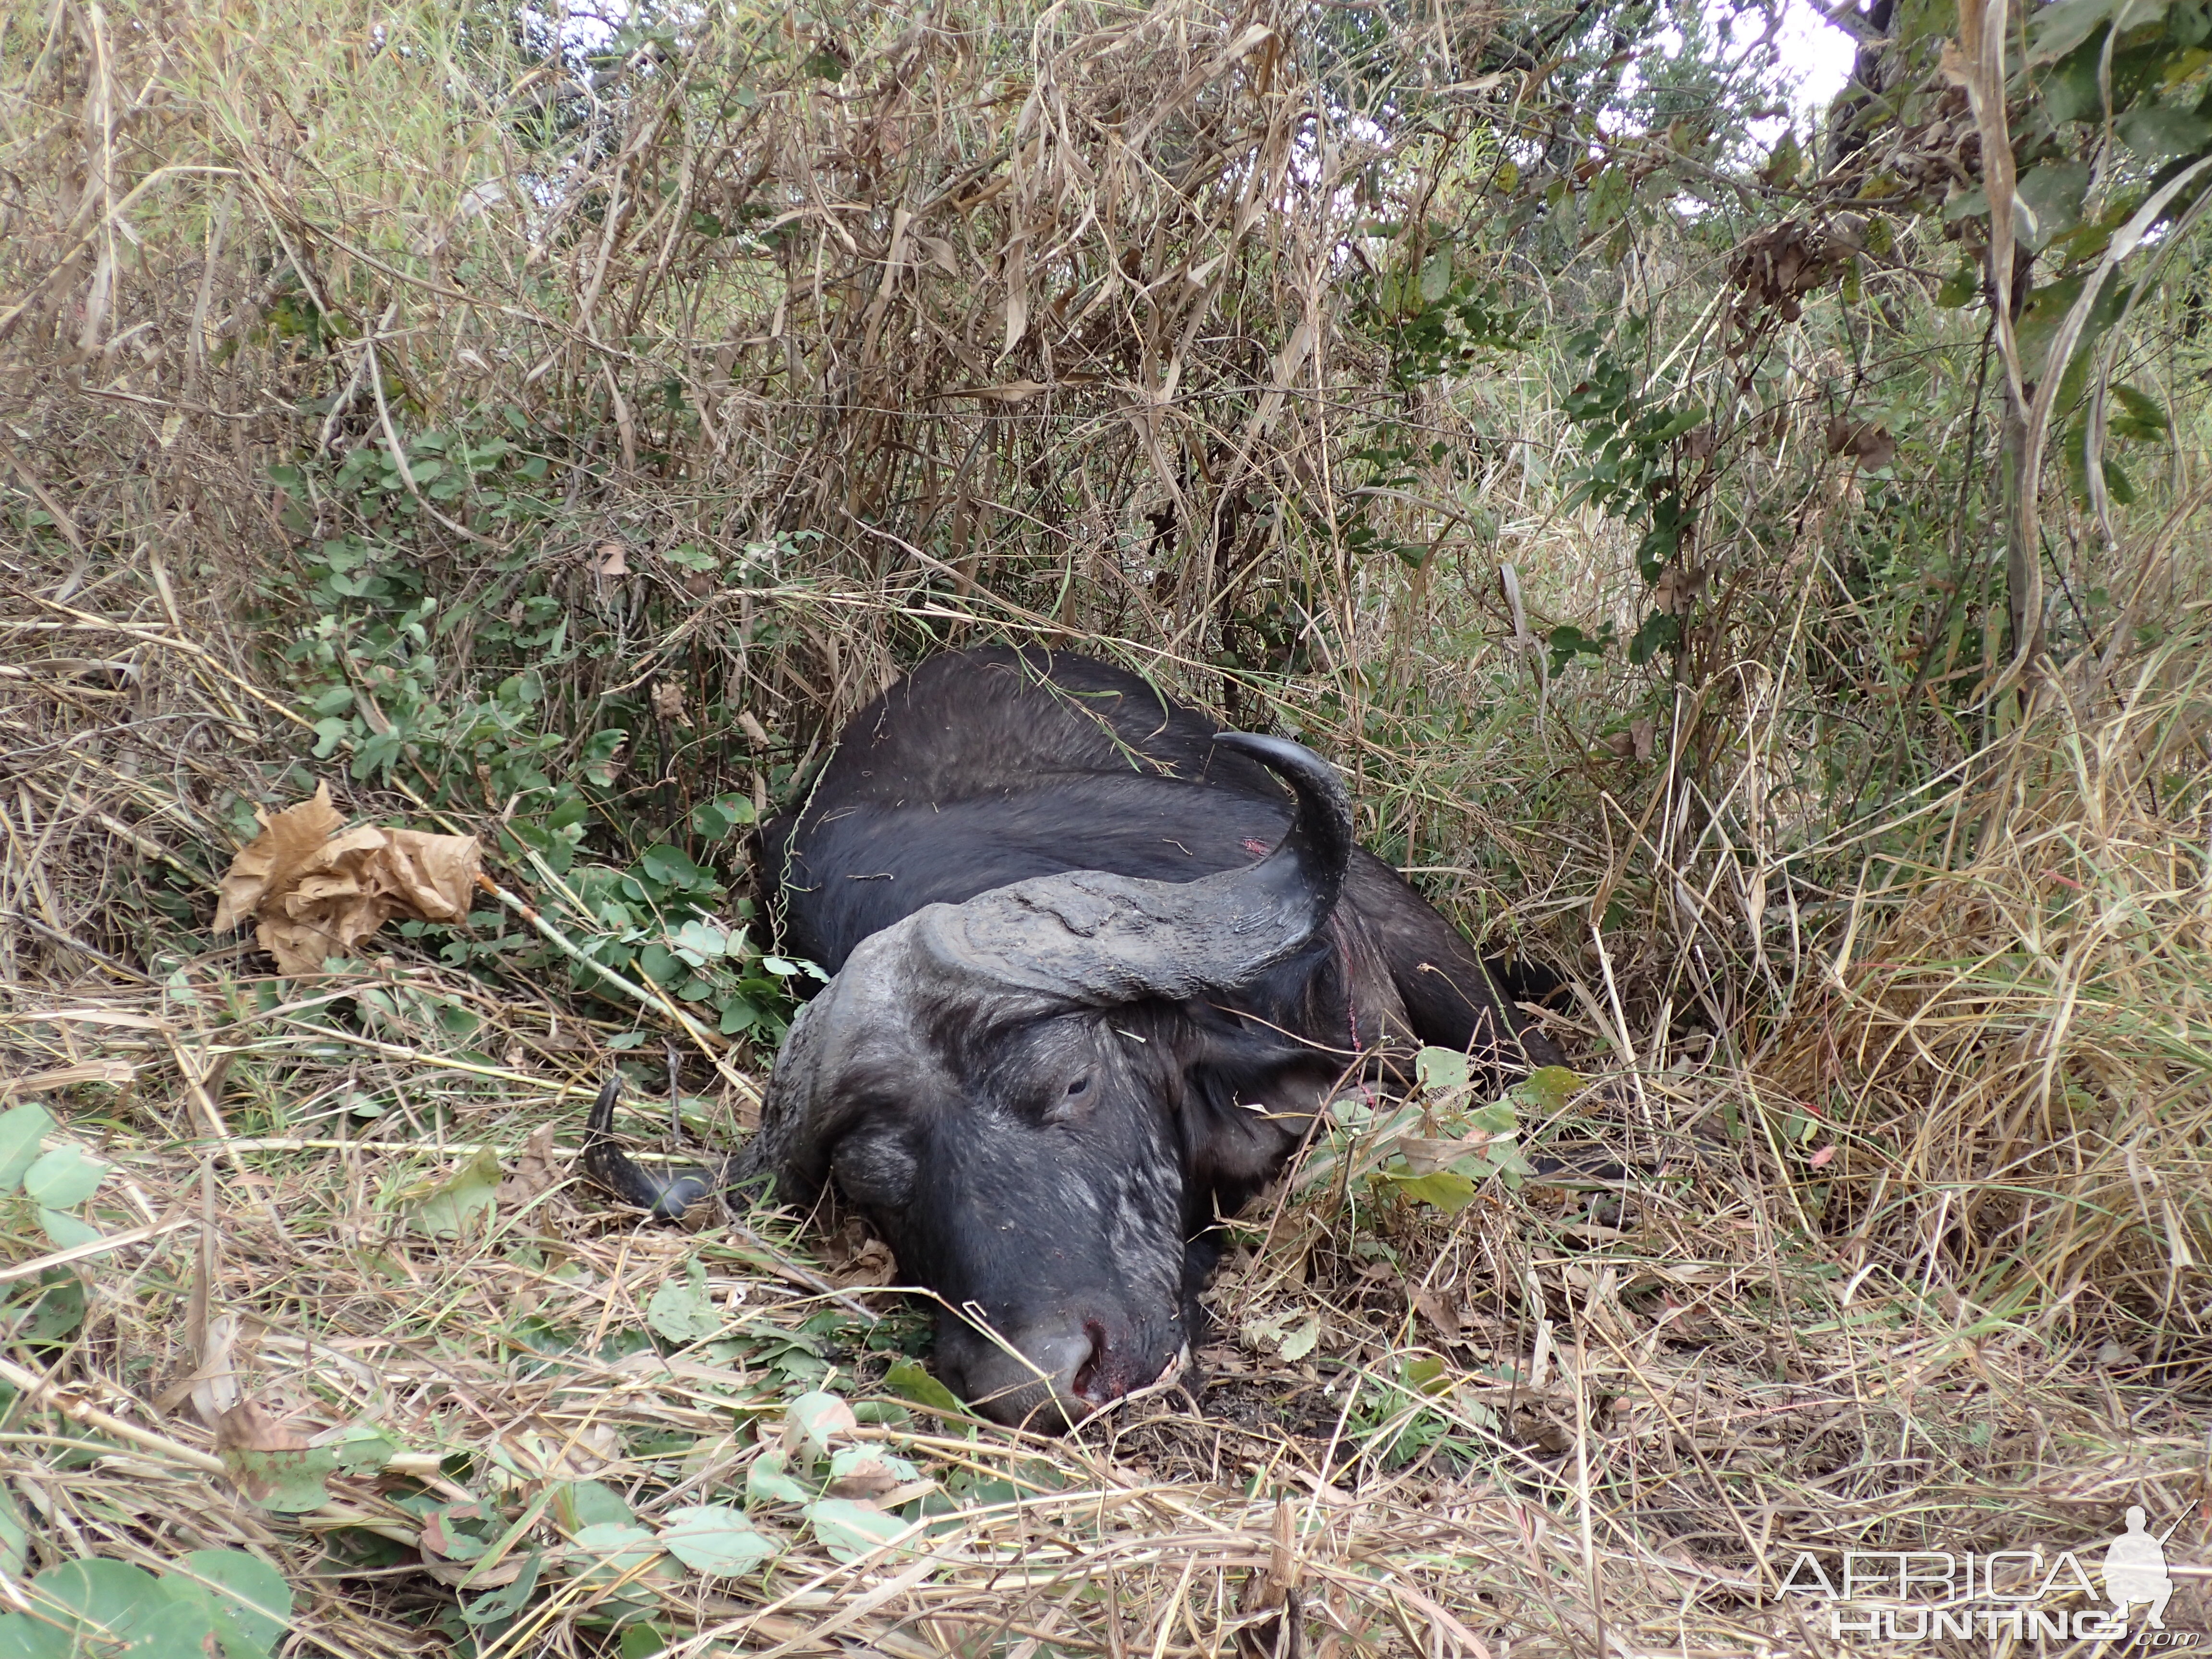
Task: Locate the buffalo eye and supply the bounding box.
[1043,1074,1093,1124]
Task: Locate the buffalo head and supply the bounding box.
[589,733,1356,1429]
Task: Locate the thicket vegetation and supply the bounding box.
[1,0,2208,1652]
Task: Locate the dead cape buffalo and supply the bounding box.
[585,648,1562,1428]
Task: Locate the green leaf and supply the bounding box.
[19,1558,215,1659]
[1418,248,1453,304]
[1521,1066,1582,1115]
[638,844,710,890]
[1763,128,1802,186]
[1414,1047,1471,1092]
[663,542,720,572]
[2113,382,2171,435]
[805,1499,909,1563]
[38,1207,103,1250]
[0,1612,70,1659]
[1628,610,1681,666]
[221,1443,342,1512]
[829,1445,919,1489]
[0,1102,53,1190]
[0,1485,28,1578]
[745,1449,813,1506]
[783,1391,858,1462]
[2017,161,2091,249]
[659,1504,774,1575]
[1487,1138,1537,1178]
[566,1522,663,1591]
[23,1274,86,1340]
[1403,1354,1452,1396]
[24,1144,107,1207]
[1466,1100,1519,1135]
[173,1549,293,1659]
[552,1480,635,1531]
[402,1148,501,1238]
[2117,100,2212,159]
[1943,185,1989,224]
[619,1625,673,1659]
[419,1502,491,1562]
[2030,0,2116,62]
[1380,1168,1481,1214]
[647,1260,724,1344]
[457,1551,542,1625]
[670,918,737,965]
[882,1358,965,1416]
[1546,622,1611,674]
[327,1425,400,1474]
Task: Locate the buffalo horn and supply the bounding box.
[581,1076,733,1219]
[910,731,1354,1005]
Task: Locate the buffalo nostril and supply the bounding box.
[1071,1320,1109,1401]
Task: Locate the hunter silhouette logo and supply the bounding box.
[2103,1507,2174,1631]
[1776,1507,2197,1644]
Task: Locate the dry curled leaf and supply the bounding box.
[825,1452,905,1499]
[215,1399,310,1453]
[188,1312,245,1430]
[214,782,482,974]
[1824,416,1896,470]
[1726,218,1846,339]
[212,782,344,933]
[950,378,1047,403]
[591,541,629,576]
[650,679,692,725]
[1652,565,1707,615]
[1410,1286,1464,1341]
[495,1123,562,1207]
[829,1236,897,1289]
[1394,1132,1493,1176]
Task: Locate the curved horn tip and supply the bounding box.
[1211,729,1335,781]
[1210,732,1353,830]
[582,1074,713,1222]
[588,1074,622,1134]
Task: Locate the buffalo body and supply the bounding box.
[588,648,1558,1425]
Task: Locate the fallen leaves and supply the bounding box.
[1726,217,1847,334]
[213,782,481,975]
[400,1148,502,1238]
[650,679,692,725]
[493,1123,563,1208]
[1824,414,1897,470]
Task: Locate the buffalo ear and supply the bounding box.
[830,1130,919,1210]
[1176,1020,1342,1201]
